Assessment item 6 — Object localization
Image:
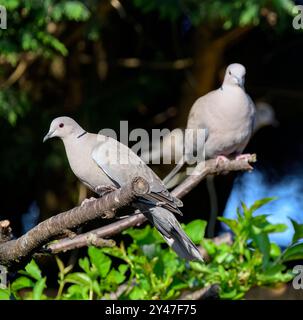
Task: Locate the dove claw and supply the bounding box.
[81,197,97,206]
[215,155,230,166]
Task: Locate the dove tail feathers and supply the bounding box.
[162,155,185,186]
[138,204,203,262]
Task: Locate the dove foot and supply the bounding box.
[81,197,97,206]
[95,185,118,196]
[235,153,251,161]
[215,155,230,166]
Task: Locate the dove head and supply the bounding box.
[223,63,246,88]
[43,116,85,142]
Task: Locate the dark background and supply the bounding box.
[0,0,302,239]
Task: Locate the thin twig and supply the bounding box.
[172,154,256,199]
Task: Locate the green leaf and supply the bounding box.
[32,277,47,300]
[249,198,276,214]
[183,220,207,244]
[218,217,238,233]
[270,243,281,258]
[65,284,86,299]
[201,239,216,255]
[37,32,68,56]
[88,247,112,278]
[0,0,19,10]
[65,273,92,286]
[118,264,129,275]
[21,32,39,51]
[241,201,249,218]
[0,288,10,300]
[107,269,126,285]
[262,223,287,234]
[55,256,65,274]
[281,242,303,262]
[79,257,91,274]
[123,225,163,245]
[290,219,303,243]
[129,286,146,300]
[257,266,293,284]
[22,260,42,281]
[250,225,270,268]
[92,280,101,297]
[11,276,34,292]
[220,289,238,299]
[239,4,259,26]
[51,1,91,22]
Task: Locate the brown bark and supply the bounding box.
[0,177,149,268]
[46,155,255,255]
[0,155,256,268]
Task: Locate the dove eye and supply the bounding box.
[59,123,64,128]
[229,71,232,75]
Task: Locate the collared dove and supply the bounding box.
[141,101,276,166]
[163,63,256,184]
[43,117,203,261]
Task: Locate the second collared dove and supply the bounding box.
[163,63,256,184]
[43,117,203,261]
[141,101,276,167]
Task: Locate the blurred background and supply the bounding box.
[0,0,303,252]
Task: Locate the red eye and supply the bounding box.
[59,123,64,128]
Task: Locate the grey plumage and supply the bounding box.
[141,101,275,168]
[43,117,203,261]
[163,63,256,184]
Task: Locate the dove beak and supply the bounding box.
[234,76,244,87]
[43,130,55,143]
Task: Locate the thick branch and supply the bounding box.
[0,177,149,268]
[46,156,255,254]
[0,155,255,267]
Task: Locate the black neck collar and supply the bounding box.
[77,131,87,139]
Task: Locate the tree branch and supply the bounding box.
[172,154,256,199]
[0,155,256,268]
[46,155,255,254]
[0,177,149,268]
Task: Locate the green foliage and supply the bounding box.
[51,1,91,22]
[132,0,295,28]
[210,198,296,298]
[0,0,91,124]
[0,288,11,300]
[0,0,296,126]
[6,259,47,300]
[2,199,302,300]
[0,0,90,60]
[290,218,303,243]
[0,88,30,125]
